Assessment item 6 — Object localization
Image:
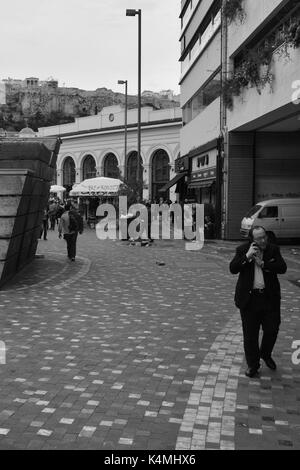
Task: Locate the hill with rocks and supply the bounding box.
[0,79,180,132]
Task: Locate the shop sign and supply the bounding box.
[191,167,216,181]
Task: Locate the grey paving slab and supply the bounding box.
[0,229,299,449]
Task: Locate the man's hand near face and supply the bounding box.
[246,243,260,261]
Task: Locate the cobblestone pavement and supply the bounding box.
[0,228,299,450]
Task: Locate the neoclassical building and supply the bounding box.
[38,105,182,202]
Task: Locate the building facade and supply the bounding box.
[179,0,300,239]
[38,105,182,202]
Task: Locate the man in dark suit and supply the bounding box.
[230,226,287,378]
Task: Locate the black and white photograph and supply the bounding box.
[0,0,300,455]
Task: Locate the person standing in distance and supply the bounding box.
[58,202,83,261]
[229,226,287,378]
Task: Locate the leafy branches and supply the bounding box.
[223,13,300,109]
[223,0,246,25]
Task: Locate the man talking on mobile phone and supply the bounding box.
[229,226,287,378]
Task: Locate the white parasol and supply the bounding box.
[50,184,66,193]
[69,177,124,196]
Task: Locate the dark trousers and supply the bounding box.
[240,292,280,369]
[63,232,78,259]
[50,215,56,230]
[40,220,48,240]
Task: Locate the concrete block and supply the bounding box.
[0,160,54,181]
[0,215,27,238]
[0,141,53,165]
[0,234,24,260]
[0,172,29,195]
[1,252,19,284]
[0,261,4,281]
[0,196,22,216]
[0,137,60,287]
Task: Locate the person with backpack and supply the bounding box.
[58,202,83,261]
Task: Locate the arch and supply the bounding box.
[151,149,170,202]
[147,144,172,166]
[103,153,120,179]
[82,154,97,180]
[62,156,76,192]
[58,153,78,171]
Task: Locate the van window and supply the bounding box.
[259,206,278,218]
[245,205,262,218]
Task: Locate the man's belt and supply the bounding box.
[252,288,265,294]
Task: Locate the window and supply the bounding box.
[245,205,262,218]
[82,155,96,180]
[183,100,192,126]
[259,206,278,218]
[192,92,203,119]
[182,71,221,125]
[197,155,209,167]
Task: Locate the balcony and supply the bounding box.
[180,10,221,80]
[181,0,198,32]
[228,0,288,57]
[181,98,220,155]
[227,45,300,131]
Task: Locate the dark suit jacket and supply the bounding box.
[229,242,287,311]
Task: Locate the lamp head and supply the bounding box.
[126,9,137,16]
[118,80,126,84]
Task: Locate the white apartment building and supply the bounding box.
[178,0,300,238]
[38,105,182,202]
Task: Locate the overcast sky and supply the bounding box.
[1,0,181,95]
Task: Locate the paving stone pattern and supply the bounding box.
[0,229,299,450]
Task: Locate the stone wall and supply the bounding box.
[0,137,60,287]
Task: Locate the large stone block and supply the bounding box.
[0,136,60,288]
[0,159,54,180]
[0,196,23,216]
[0,140,60,167]
[0,234,24,260]
[0,171,31,195]
[0,215,27,238]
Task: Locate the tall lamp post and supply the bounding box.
[126,8,142,200]
[117,80,128,176]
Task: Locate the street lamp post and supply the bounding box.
[117,80,128,175]
[126,8,142,200]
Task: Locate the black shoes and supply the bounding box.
[261,356,277,370]
[245,357,277,377]
[245,366,260,378]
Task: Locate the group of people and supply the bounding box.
[40,195,287,378]
[39,197,84,261]
[39,198,65,240]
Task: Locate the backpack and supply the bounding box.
[68,210,83,233]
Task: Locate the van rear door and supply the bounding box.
[280,204,300,238]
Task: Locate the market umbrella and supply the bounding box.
[69,177,124,196]
[50,184,66,193]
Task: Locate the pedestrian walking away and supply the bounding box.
[229,226,287,378]
[58,202,83,261]
[55,200,65,226]
[39,206,49,240]
[48,200,58,230]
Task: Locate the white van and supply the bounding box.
[241,198,300,240]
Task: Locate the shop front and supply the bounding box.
[187,148,218,238]
[188,148,217,205]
